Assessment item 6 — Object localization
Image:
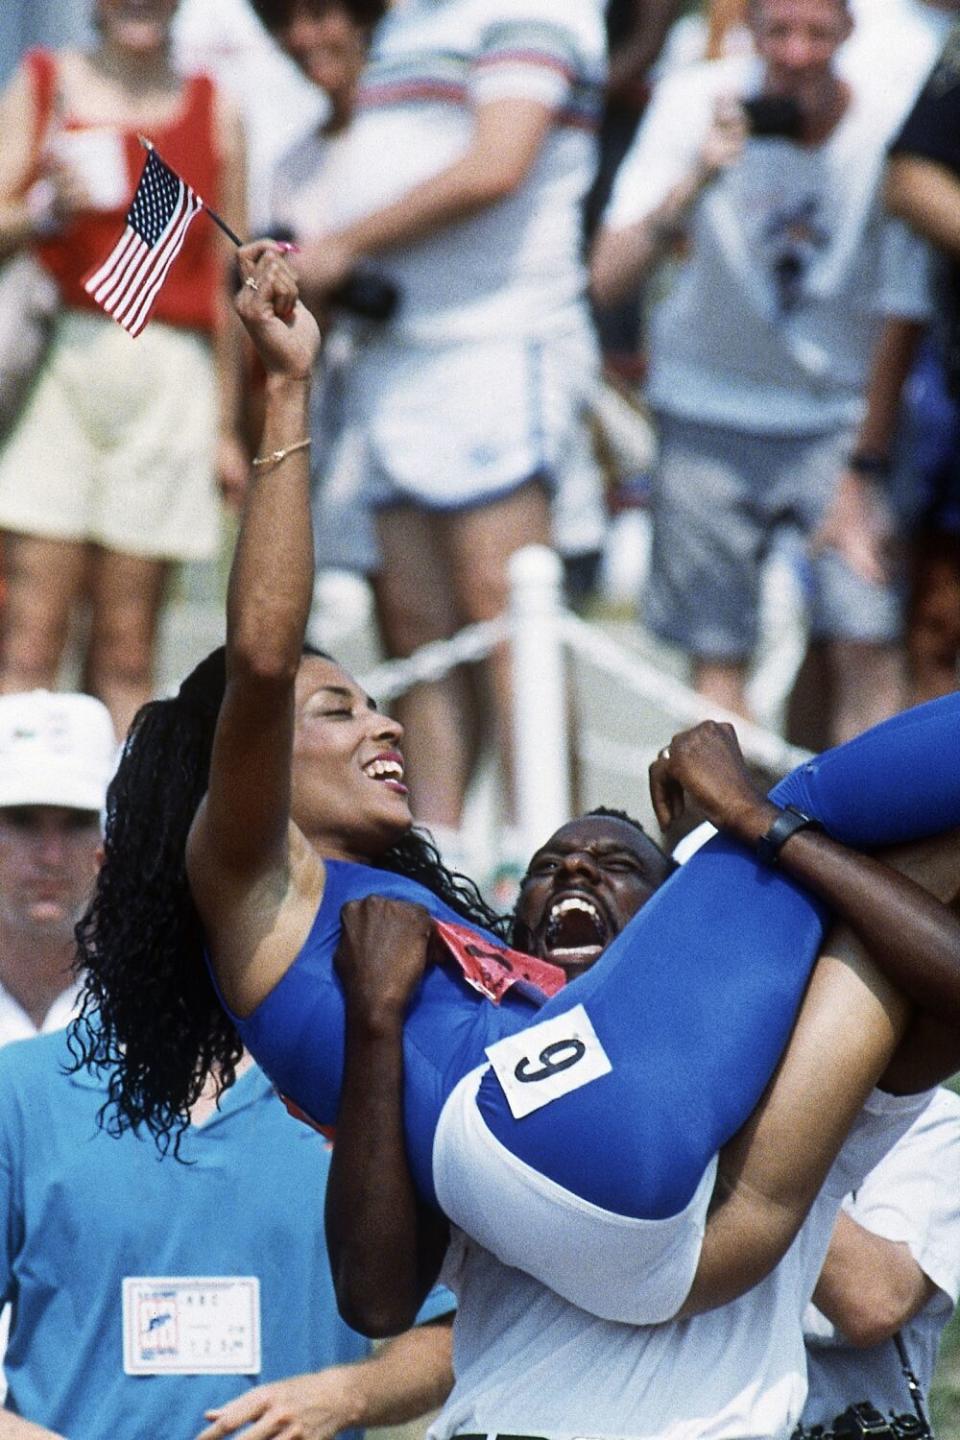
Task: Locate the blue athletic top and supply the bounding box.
[228,860,539,1202]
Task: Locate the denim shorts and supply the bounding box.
[644,412,903,660]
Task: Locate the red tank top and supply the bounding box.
[30,49,223,334]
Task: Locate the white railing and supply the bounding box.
[559,610,813,775]
[361,616,510,705]
[360,544,811,859]
[508,546,574,860]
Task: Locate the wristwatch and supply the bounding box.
[756,805,821,866]
[846,450,891,480]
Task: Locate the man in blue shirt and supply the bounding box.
[0,1029,453,1440]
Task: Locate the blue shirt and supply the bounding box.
[0,1031,452,1439]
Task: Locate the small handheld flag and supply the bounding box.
[83,142,208,338]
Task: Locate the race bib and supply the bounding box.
[433,919,566,1004]
[484,1003,612,1119]
[122,1276,261,1375]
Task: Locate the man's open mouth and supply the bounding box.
[541,894,609,965]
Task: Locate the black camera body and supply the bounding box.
[263,225,402,323]
[834,1402,930,1440]
[330,268,401,323]
[794,1401,932,1440]
[742,94,804,140]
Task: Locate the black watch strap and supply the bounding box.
[846,450,892,480]
[757,805,821,866]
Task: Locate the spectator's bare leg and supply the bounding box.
[692,656,750,719]
[0,532,87,694]
[440,481,551,821]
[84,546,170,738]
[373,505,482,829]
[827,639,905,745]
[785,642,832,752]
[908,530,960,703]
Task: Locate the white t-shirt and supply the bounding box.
[271,126,362,243]
[429,1087,932,1440]
[604,55,932,435]
[802,1085,960,1429]
[270,130,380,576]
[326,0,606,342]
[841,0,958,132]
[0,979,80,1048]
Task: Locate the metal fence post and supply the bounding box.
[509,544,573,860]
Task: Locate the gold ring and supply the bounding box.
[243,276,259,292]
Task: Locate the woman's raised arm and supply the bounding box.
[187,244,323,1011]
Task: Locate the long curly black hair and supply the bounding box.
[70,645,508,1151]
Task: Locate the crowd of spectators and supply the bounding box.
[1,2,960,1435]
[3,0,959,851]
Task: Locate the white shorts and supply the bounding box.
[0,309,221,561]
[347,322,601,513]
[432,1064,714,1324]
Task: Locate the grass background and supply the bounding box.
[925,1074,960,1439]
[934,1321,960,1439]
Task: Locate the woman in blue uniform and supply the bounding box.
[75,247,960,1325]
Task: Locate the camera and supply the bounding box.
[742,94,804,140]
[835,1402,931,1440]
[330,268,401,323]
[263,226,402,323]
[793,1401,932,1440]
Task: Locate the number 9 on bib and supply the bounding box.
[484,1003,612,1120]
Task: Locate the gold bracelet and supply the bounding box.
[251,437,312,471]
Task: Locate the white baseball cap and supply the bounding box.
[0,690,117,814]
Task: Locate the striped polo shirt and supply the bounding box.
[332,0,606,341]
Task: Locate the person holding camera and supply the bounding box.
[261,0,607,868]
[591,0,930,746]
[798,1085,960,1440]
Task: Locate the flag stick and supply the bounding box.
[138,135,243,247]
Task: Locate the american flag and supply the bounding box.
[83,146,204,338]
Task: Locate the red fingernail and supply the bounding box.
[277,241,301,254]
